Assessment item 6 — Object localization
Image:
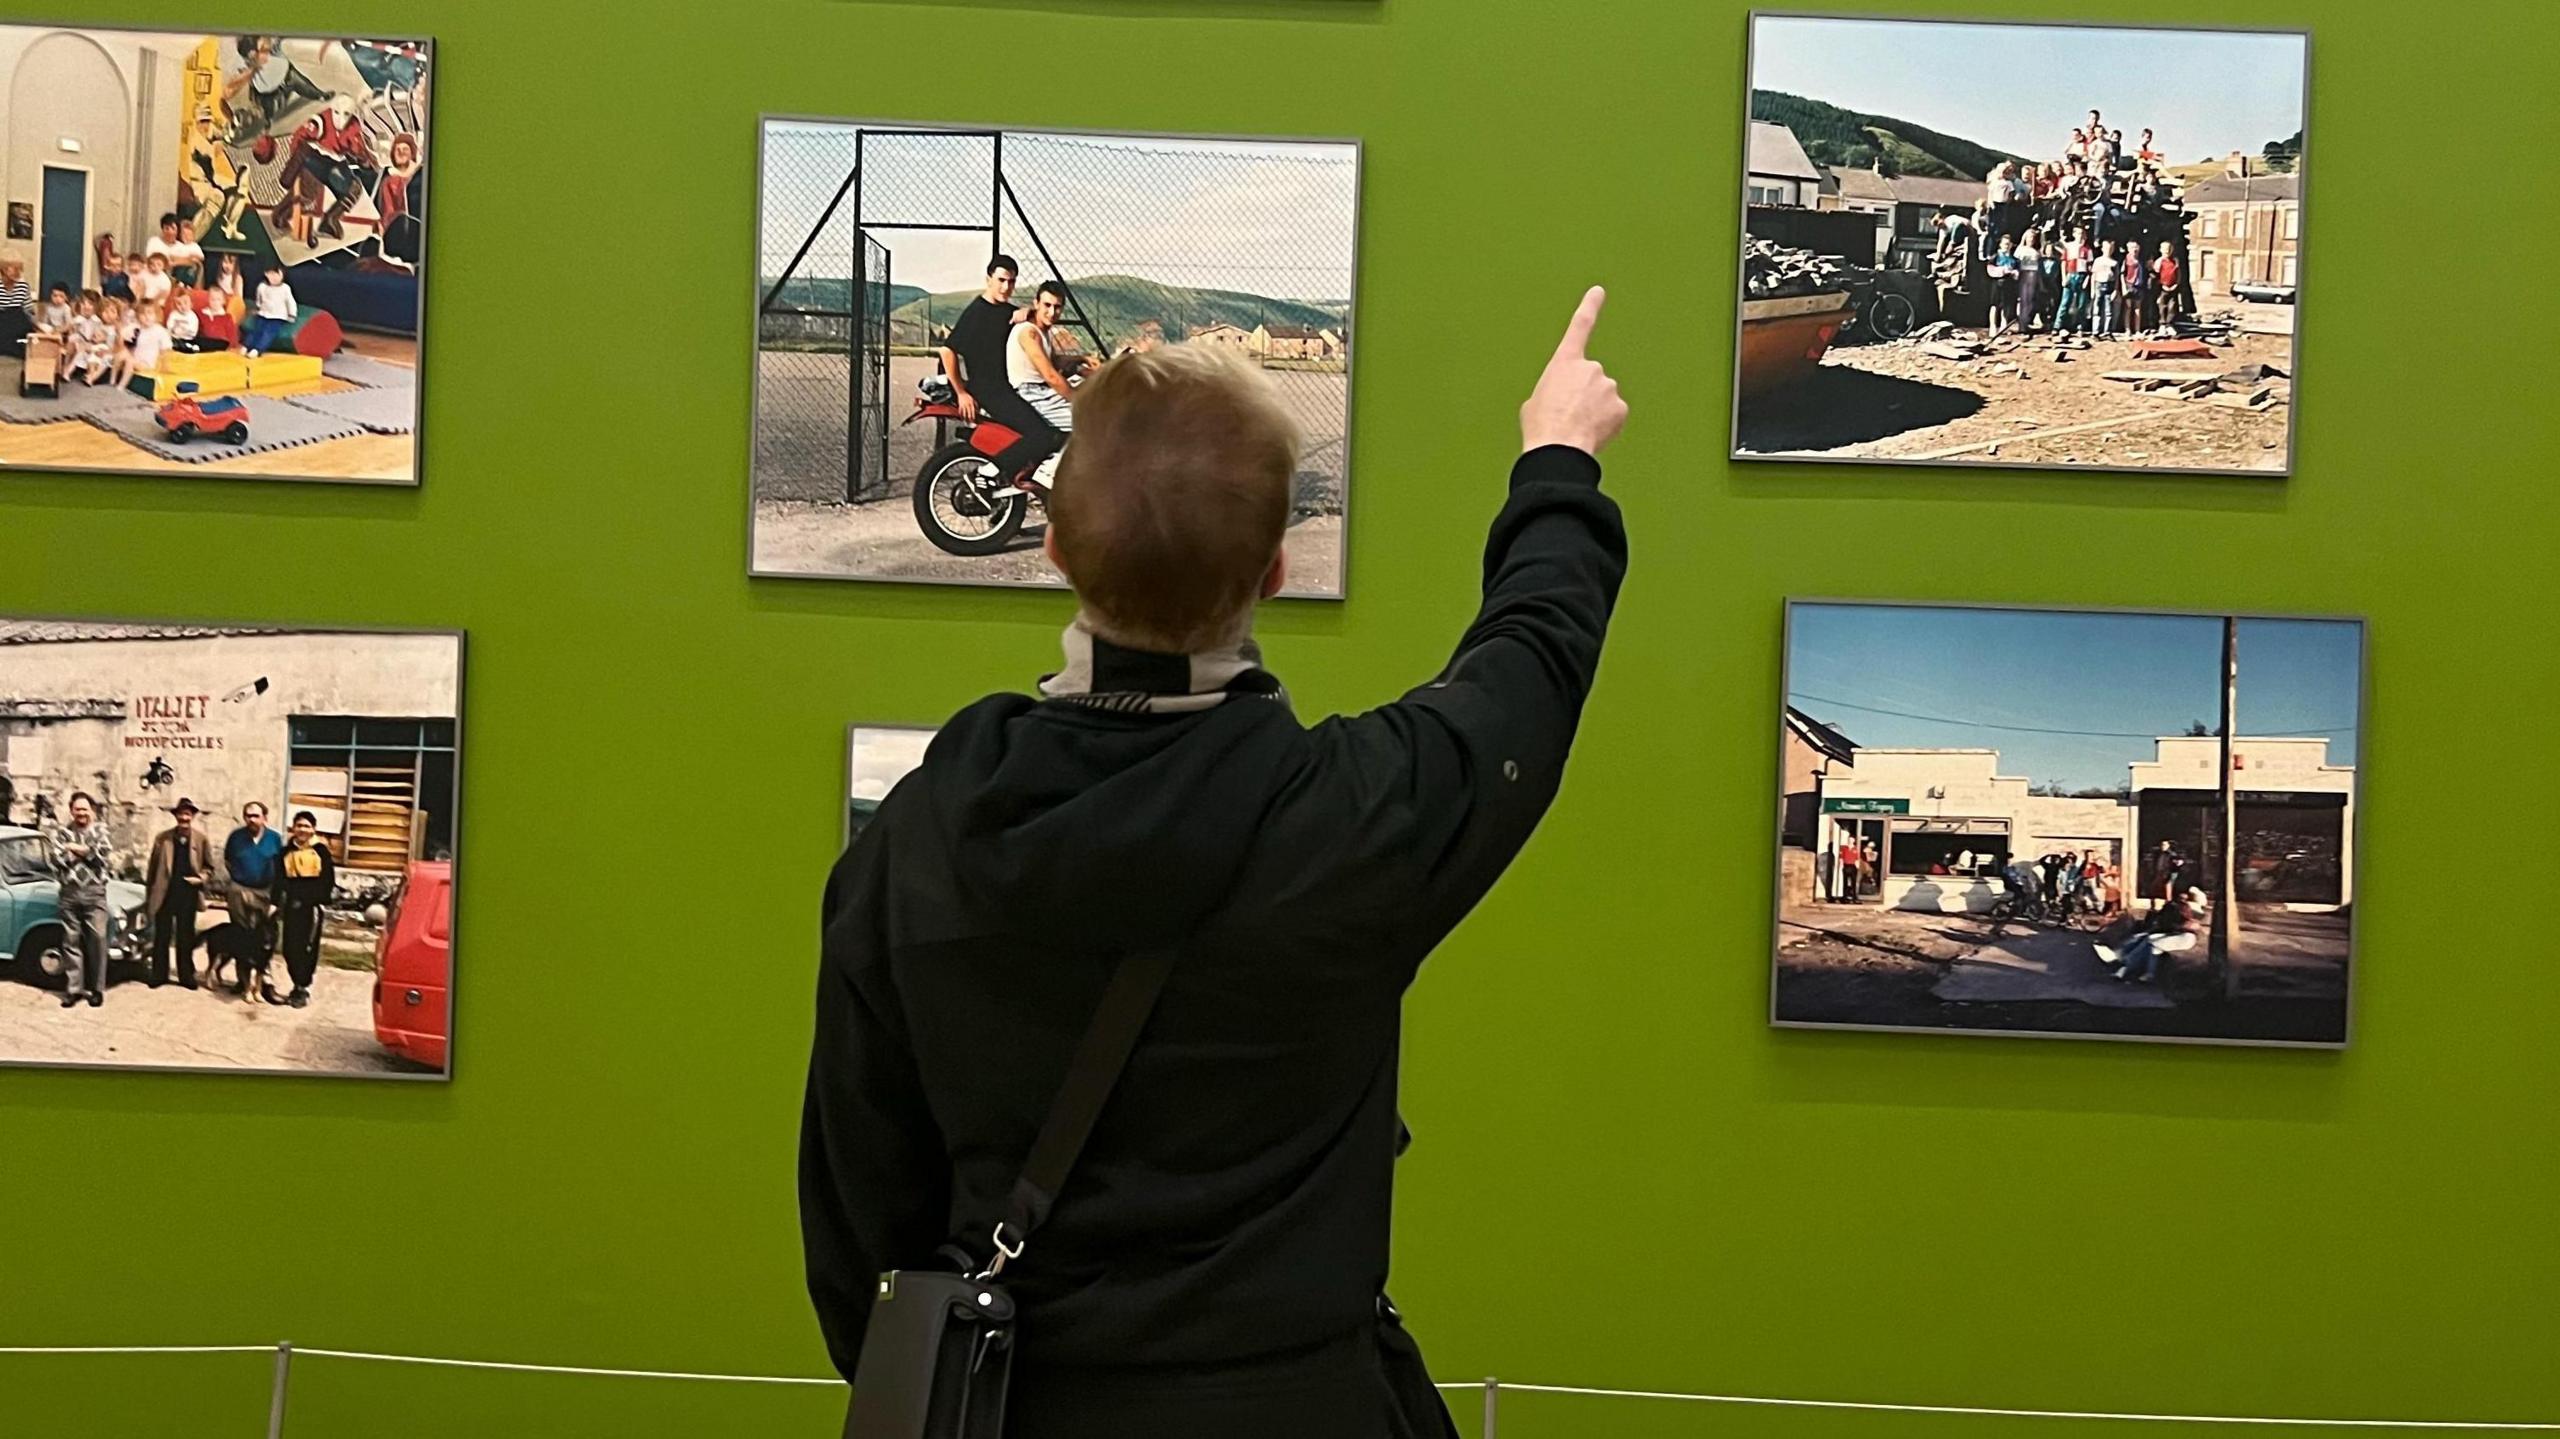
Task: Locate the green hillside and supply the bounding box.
[759,277,930,315]
[889,274,1343,348]
[1752,88,2029,181]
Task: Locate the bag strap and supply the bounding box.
[976,944,1180,1278]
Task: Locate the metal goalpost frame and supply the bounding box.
[758,123,1142,507]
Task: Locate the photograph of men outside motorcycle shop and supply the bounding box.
[0,618,461,1079]
[750,118,1358,595]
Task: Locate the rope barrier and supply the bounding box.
[290,1347,842,1387]
[1488,1383,2560,1430]
[5,1344,2555,1430]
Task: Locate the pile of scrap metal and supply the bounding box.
[1742,237,1858,300]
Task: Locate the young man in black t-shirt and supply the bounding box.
[937,254,1020,422]
[936,252,1065,478]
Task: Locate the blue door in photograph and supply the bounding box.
[40,167,88,295]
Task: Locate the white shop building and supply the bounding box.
[1811,748,2132,914]
[2129,735,2354,908]
[0,623,461,881]
[1808,737,2356,914]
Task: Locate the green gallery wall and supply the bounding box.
[4,0,2556,1435]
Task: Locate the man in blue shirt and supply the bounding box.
[222,801,286,993]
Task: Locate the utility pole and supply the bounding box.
[2214,616,2242,1001]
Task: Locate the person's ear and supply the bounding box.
[1259,545,1288,601]
[1043,526,1069,581]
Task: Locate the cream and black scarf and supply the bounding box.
[1038,617,1288,715]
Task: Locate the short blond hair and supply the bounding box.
[1049,344,1299,653]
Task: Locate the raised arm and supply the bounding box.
[1323,289,1629,949]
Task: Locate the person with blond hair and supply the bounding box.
[0,253,32,354]
[803,290,1628,1437]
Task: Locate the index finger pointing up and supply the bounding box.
[1553,285,1606,363]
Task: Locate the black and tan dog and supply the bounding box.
[199,920,285,1005]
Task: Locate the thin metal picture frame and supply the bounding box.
[1769,595,2367,1050]
[1728,10,2312,480]
[747,112,1363,601]
[0,610,465,1081]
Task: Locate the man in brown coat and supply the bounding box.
[144,797,223,990]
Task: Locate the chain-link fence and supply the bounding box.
[755,124,892,504]
[755,121,1358,516]
[996,132,1356,515]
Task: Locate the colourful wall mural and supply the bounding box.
[176,35,429,277]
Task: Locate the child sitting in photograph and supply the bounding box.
[209,252,245,317]
[241,262,295,358]
[135,252,174,309]
[34,281,74,335]
[103,296,140,389]
[167,290,205,353]
[105,252,144,303]
[66,292,112,384]
[125,300,173,381]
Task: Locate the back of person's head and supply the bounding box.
[1048,345,1299,654]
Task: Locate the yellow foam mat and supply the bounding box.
[131,352,324,402]
[249,354,324,390]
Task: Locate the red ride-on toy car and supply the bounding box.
[154,382,250,445]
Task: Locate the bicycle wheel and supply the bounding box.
[1868,291,1920,341]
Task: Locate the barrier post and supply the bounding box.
[266,1341,293,1439]
[1482,1376,1498,1439]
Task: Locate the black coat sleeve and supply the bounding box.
[799,828,954,1380]
[1325,445,1628,957]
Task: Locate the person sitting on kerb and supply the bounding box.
[800,288,1629,1438]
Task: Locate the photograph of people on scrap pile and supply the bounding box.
[1,25,429,484]
[1773,601,2362,1047]
[1,618,460,1078]
[1733,14,2306,476]
[752,118,1358,595]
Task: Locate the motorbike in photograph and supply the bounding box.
[904,395,1046,557]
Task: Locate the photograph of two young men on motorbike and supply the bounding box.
[750,120,1359,596]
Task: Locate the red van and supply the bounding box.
[372,860,452,1072]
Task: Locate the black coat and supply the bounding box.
[800,447,1626,1433]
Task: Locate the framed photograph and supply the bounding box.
[1772,600,2362,1047]
[1732,13,2307,476]
[752,116,1359,596]
[0,25,430,486]
[845,724,934,843]
[0,616,463,1078]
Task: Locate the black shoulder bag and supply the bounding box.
[843,945,1180,1439]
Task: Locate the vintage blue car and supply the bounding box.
[0,824,149,988]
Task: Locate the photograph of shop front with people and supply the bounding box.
[1732,14,2305,475]
[752,118,1356,594]
[0,25,428,484]
[0,619,460,1077]
[1773,601,2360,1046]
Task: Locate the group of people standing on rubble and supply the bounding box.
[1932,109,2197,340]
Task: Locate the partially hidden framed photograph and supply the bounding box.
[752,116,1359,596]
[1,617,462,1078]
[1732,13,2307,476]
[846,724,933,843]
[1773,600,2362,1048]
[0,25,430,485]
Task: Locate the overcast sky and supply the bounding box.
[1788,604,2360,792]
[762,121,1357,300]
[1751,15,2306,165]
[847,727,933,804]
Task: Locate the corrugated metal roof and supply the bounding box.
[0,621,292,646]
[1748,121,1822,181]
